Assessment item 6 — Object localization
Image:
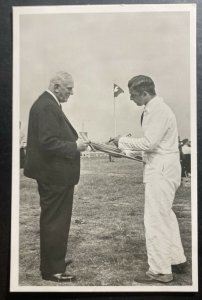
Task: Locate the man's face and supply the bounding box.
[55,79,74,103]
[129,88,145,106]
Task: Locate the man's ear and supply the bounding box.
[54,84,60,93]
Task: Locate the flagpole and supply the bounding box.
[113,84,116,137]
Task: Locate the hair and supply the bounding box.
[49,71,73,90]
[128,75,156,96]
[182,138,189,144]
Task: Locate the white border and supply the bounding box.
[190,4,198,292]
[11,5,20,291]
[11,3,197,292]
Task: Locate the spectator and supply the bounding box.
[20,121,26,169]
[179,138,191,178]
[182,139,191,177]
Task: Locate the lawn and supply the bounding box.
[19,156,192,287]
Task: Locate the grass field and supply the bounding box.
[19,156,192,287]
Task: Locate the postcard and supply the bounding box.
[11,4,197,292]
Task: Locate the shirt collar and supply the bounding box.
[46,89,61,107]
[144,95,163,113]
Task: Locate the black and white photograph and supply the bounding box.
[10,4,197,292]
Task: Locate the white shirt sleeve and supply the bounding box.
[118,108,170,151]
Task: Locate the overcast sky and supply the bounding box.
[19,8,191,142]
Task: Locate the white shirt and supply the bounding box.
[182,144,191,155]
[118,96,179,161]
[46,89,61,107]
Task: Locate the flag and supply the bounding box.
[114,83,124,97]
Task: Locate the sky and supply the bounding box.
[19,7,191,142]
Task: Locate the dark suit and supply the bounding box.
[24,91,80,276]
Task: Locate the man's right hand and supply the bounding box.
[76,140,89,152]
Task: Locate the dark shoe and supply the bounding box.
[42,272,76,282]
[172,262,188,274]
[135,271,173,283]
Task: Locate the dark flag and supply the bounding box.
[114,83,124,97]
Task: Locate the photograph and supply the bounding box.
[11,3,197,292]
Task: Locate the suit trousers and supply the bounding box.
[37,181,74,276]
[144,155,186,274]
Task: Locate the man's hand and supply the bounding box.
[110,135,122,147]
[76,139,89,152]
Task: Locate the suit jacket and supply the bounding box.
[24,91,80,186]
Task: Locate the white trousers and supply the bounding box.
[143,154,186,274]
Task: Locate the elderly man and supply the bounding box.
[24,71,88,282]
[113,75,186,283]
